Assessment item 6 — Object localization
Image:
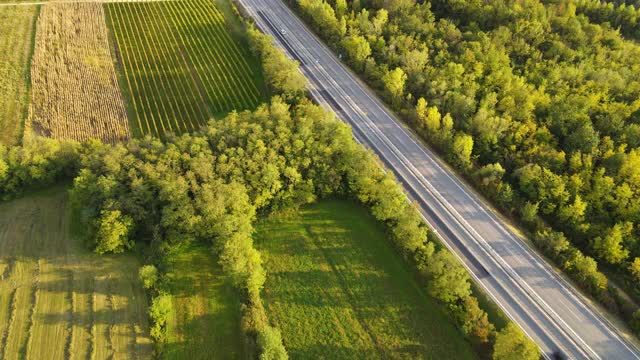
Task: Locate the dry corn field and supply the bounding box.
[0,6,38,145]
[0,188,152,360]
[27,3,131,143]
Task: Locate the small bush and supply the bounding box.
[139,265,159,290]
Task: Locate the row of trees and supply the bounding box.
[292,0,640,334]
[246,25,308,100]
[0,139,79,201]
[0,96,538,359]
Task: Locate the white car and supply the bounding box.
[280,29,287,35]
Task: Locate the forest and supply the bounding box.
[290,0,640,334]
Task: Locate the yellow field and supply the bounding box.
[0,6,38,145]
[0,188,152,359]
[27,3,131,143]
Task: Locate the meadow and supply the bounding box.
[0,6,37,146]
[105,0,266,137]
[162,242,245,360]
[255,200,477,359]
[28,3,131,144]
[162,244,243,359]
[0,188,152,359]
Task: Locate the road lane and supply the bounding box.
[238,0,640,358]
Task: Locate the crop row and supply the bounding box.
[107,0,265,137]
[28,3,131,144]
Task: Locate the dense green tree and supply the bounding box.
[94,209,134,255]
[591,223,633,265]
[456,296,494,344]
[520,201,539,224]
[247,26,307,99]
[0,138,79,200]
[564,250,608,294]
[335,0,347,19]
[492,323,539,360]
[298,0,341,41]
[340,34,371,71]
[139,265,159,290]
[534,229,571,259]
[630,257,640,282]
[382,67,407,108]
[257,326,288,360]
[515,164,569,215]
[452,133,474,169]
[149,294,173,342]
[619,149,640,188]
[423,250,471,303]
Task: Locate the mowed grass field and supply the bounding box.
[255,200,477,360]
[0,188,152,359]
[0,5,38,146]
[105,0,266,138]
[28,3,131,144]
[163,242,244,360]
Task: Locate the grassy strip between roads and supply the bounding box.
[255,199,477,359]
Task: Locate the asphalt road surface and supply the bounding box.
[237,0,640,357]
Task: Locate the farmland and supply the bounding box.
[0,6,37,146]
[28,3,131,144]
[0,188,152,359]
[163,242,244,360]
[255,200,477,359]
[105,0,266,137]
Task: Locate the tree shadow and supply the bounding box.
[163,313,245,360]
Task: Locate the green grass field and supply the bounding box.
[255,200,477,359]
[0,188,152,359]
[105,0,266,138]
[162,242,245,360]
[0,5,37,145]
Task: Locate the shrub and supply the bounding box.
[257,325,289,360]
[139,265,159,290]
[493,322,539,360]
[149,294,173,343]
[93,209,134,255]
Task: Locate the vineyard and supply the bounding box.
[0,189,152,359]
[0,6,37,145]
[27,3,131,144]
[106,0,266,137]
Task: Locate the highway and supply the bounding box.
[236,0,640,358]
